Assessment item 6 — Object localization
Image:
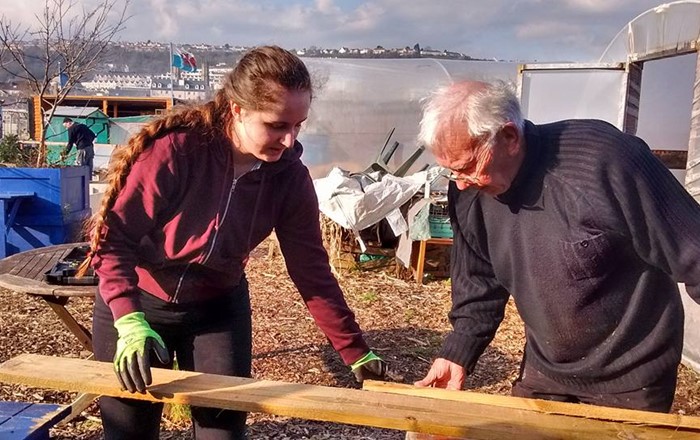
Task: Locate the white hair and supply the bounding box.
[418,80,524,152]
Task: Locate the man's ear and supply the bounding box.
[501,122,521,156]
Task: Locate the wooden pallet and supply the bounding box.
[1,354,700,439]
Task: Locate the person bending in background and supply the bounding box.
[414,79,700,413]
[62,117,96,177]
[80,45,386,440]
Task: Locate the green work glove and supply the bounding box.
[113,312,170,393]
[350,351,387,383]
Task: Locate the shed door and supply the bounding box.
[518,64,640,135]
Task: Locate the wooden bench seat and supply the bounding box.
[0,401,70,440]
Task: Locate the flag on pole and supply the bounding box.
[172,47,197,72]
[59,72,69,88]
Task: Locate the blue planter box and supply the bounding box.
[0,166,91,257]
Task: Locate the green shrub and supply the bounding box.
[0,134,21,163]
[0,134,35,166]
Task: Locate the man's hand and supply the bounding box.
[414,357,465,390]
[350,351,387,383]
[113,312,170,393]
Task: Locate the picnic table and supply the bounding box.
[0,243,95,352]
[0,243,97,424]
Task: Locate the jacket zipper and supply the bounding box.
[173,176,238,302]
[203,176,238,264]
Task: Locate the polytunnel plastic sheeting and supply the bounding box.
[678,286,700,373]
[298,58,518,178]
[599,1,700,62]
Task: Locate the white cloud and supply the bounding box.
[148,0,178,40]
[315,0,340,15]
[344,3,385,32]
[563,0,619,13]
[0,2,45,24]
[0,0,685,62]
[516,21,584,39]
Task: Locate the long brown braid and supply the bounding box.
[75,45,312,277]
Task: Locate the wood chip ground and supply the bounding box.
[1,239,698,439]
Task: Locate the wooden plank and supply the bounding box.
[25,250,58,281]
[0,244,70,281]
[651,150,688,170]
[15,253,47,281]
[59,392,97,426]
[0,273,94,297]
[0,273,56,295]
[6,254,36,278]
[405,432,465,440]
[340,244,396,258]
[363,381,700,429]
[41,296,93,352]
[357,257,395,271]
[2,355,700,439]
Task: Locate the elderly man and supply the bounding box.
[414,80,700,412]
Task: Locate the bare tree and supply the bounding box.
[0,0,130,166]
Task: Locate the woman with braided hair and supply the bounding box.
[84,45,386,440]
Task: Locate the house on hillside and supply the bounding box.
[81,73,152,93]
[150,79,208,101]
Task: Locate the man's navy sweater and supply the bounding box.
[439,119,700,393]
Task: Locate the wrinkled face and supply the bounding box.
[232,88,311,162]
[434,121,522,196]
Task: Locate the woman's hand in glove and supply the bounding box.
[113,312,170,393]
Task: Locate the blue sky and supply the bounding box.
[0,0,678,62]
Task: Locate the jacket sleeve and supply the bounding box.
[438,186,510,373]
[606,135,700,302]
[64,127,76,155]
[275,166,370,365]
[93,133,185,319]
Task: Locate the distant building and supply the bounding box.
[151,78,208,101]
[208,67,233,90]
[1,107,29,139]
[81,73,152,92]
[420,49,444,57]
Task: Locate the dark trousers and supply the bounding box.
[92,279,252,440]
[511,361,677,413]
[76,145,94,178]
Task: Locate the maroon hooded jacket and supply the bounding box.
[93,130,369,365]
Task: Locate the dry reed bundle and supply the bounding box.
[320,213,356,277]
